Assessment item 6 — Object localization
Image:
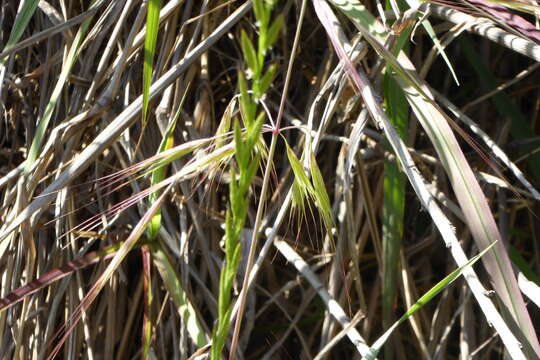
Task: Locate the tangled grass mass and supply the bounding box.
[1,0,540,359]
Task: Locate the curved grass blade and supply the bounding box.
[402,0,460,84]
[0,2,252,246]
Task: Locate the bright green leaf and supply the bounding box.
[142,0,162,125]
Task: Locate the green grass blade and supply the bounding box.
[329,0,386,40]
[381,10,410,348]
[420,19,459,85]
[24,4,96,173]
[285,141,313,197]
[142,0,162,125]
[381,65,408,355]
[265,14,284,52]
[1,0,39,62]
[146,87,188,241]
[149,241,207,347]
[402,0,460,84]
[364,242,497,360]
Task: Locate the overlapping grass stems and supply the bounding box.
[1,0,540,358]
[211,1,281,358]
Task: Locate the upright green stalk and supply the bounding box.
[381,7,410,359]
[211,2,281,359]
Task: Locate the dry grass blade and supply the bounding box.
[434,88,540,201]
[274,237,371,357]
[0,242,122,312]
[0,1,252,244]
[1,0,539,358]
[430,4,540,61]
[47,185,172,359]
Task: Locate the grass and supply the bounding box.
[1,0,539,359]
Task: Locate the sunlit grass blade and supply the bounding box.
[420,18,459,84]
[402,0,460,84]
[395,63,540,356]
[284,141,333,232]
[285,142,312,202]
[142,0,162,125]
[363,242,497,360]
[220,3,284,357]
[240,30,259,77]
[309,153,333,232]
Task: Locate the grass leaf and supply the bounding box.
[142,0,162,124]
[149,242,208,347]
[25,7,95,173]
[364,242,498,360]
[1,0,39,61]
